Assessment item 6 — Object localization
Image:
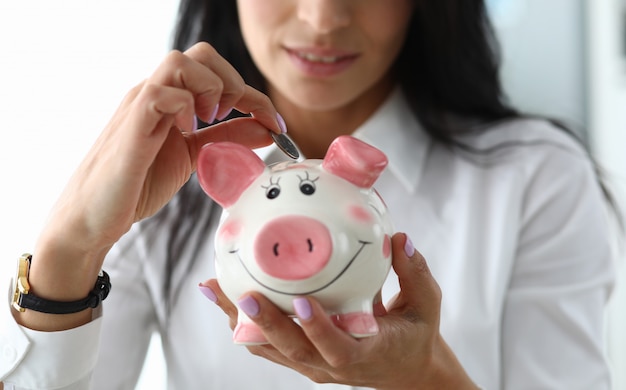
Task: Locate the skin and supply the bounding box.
[12,42,282,333]
[238,0,414,158]
[7,1,479,389]
[204,234,477,389]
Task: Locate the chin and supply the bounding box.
[288,86,362,112]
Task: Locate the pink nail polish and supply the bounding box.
[207,104,220,124]
[404,235,415,258]
[192,115,199,132]
[276,113,287,134]
[217,107,233,122]
[293,297,312,320]
[198,284,217,303]
[238,295,260,317]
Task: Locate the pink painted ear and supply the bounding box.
[322,136,388,188]
[197,142,266,208]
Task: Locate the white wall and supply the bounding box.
[587,1,626,389]
[0,1,175,388]
[491,0,588,132]
[0,1,178,262]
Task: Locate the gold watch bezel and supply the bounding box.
[11,253,32,312]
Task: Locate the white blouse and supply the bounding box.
[1,88,616,389]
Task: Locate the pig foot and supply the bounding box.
[333,312,379,338]
[233,322,269,345]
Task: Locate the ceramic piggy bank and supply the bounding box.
[197,135,394,345]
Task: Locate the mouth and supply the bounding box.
[230,240,370,295]
[284,47,359,77]
[293,51,350,64]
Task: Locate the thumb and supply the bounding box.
[390,232,442,325]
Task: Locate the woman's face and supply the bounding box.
[237,0,414,112]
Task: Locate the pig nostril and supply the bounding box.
[273,240,314,255]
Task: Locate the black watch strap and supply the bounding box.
[12,254,112,314]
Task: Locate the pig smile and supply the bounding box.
[229,240,371,295]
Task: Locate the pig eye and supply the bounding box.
[300,181,316,195]
[297,172,318,196]
[266,185,281,199]
[262,177,281,199]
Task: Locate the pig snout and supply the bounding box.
[253,216,332,280]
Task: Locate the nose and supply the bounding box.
[254,216,332,280]
[297,0,351,34]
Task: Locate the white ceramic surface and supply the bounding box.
[198,136,394,344]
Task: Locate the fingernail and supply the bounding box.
[192,115,199,132]
[217,107,233,122]
[207,104,220,124]
[293,297,312,320]
[198,284,217,303]
[238,295,260,317]
[404,235,415,257]
[276,112,287,134]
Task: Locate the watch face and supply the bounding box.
[11,254,31,312]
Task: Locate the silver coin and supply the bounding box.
[271,132,301,160]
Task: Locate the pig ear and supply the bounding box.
[197,142,266,208]
[322,136,388,188]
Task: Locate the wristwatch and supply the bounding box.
[11,253,111,314]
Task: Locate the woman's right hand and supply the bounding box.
[15,42,282,330]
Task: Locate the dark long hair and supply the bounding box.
[171,0,517,140]
[173,1,265,92]
[152,0,620,310]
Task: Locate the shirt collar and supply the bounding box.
[352,87,430,193]
[259,87,430,193]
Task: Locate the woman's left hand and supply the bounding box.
[204,233,478,389]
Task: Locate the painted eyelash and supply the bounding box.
[296,171,319,184]
[261,175,281,189]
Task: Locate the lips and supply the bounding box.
[285,47,359,77]
[294,51,347,64]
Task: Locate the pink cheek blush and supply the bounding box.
[349,205,372,223]
[382,234,391,259]
[219,219,242,241]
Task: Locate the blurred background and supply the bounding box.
[1,0,625,388]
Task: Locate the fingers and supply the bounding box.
[390,233,442,325]
[372,290,387,316]
[146,42,284,135]
[200,279,238,330]
[197,281,337,382]
[289,232,441,368]
[183,42,245,121]
[198,233,449,388]
[149,47,227,124]
[106,41,283,178]
[181,117,273,170]
[292,297,369,369]
[239,292,331,367]
[193,117,273,149]
[184,42,285,134]
[130,84,195,137]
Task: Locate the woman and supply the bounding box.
[1,0,617,389]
